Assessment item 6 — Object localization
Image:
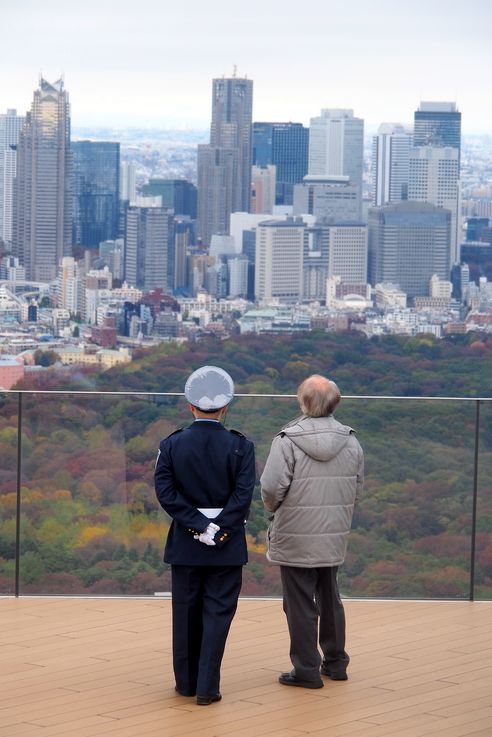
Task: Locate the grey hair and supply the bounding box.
[297,374,341,417]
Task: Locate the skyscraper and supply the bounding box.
[414,102,461,159]
[250,165,276,214]
[124,206,173,292]
[372,123,411,206]
[368,201,451,297]
[120,161,137,202]
[0,109,25,246]
[408,146,460,262]
[252,122,309,205]
[12,78,72,281]
[412,102,462,263]
[308,109,364,191]
[72,141,120,247]
[197,75,253,244]
[255,217,305,303]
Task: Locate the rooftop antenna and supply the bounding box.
[233,64,237,78]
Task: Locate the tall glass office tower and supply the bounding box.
[197,75,253,244]
[412,102,462,263]
[414,102,461,157]
[252,122,309,205]
[372,123,411,206]
[12,78,72,281]
[72,141,120,247]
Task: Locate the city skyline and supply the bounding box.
[1,0,491,133]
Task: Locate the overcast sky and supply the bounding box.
[1,0,491,133]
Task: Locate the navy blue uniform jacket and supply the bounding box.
[154,420,255,566]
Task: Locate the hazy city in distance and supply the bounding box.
[1,0,492,390]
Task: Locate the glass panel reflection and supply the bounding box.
[6,390,489,599]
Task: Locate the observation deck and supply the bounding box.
[1,389,491,735]
[2,597,492,737]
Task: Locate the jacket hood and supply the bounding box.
[281,415,354,462]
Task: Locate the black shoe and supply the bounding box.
[196,693,222,705]
[279,672,324,689]
[320,665,348,681]
[175,686,196,696]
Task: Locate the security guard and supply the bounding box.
[154,366,255,705]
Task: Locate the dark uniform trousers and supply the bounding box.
[280,565,349,681]
[172,565,242,696]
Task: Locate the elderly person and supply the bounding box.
[155,366,255,705]
[260,374,363,689]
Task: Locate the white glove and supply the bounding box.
[194,522,220,546]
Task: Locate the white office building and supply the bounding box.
[372,123,411,206]
[293,175,362,222]
[120,161,137,202]
[58,256,81,313]
[308,109,364,191]
[408,146,460,262]
[0,109,25,246]
[228,255,249,298]
[255,218,305,303]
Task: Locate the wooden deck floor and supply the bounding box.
[1,597,491,737]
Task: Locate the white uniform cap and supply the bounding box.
[184,365,235,411]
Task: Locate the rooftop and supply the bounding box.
[2,597,491,737]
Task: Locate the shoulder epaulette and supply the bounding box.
[229,428,245,438]
[165,427,185,440]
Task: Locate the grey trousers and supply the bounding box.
[280,565,349,681]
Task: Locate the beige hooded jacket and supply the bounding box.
[260,415,364,568]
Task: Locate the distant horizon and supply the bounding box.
[69,122,491,139]
[3,0,490,137]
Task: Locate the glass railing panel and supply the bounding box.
[11,390,489,599]
[0,391,19,595]
[18,391,186,595]
[233,394,299,596]
[338,398,476,599]
[476,400,492,601]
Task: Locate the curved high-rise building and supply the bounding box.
[12,78,72,282]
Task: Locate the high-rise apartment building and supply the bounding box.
[197,75,253,244]
[57,256,81,313]
[124,206,173,292]
[72,141,120,247]
[372,123,411,206]
[120,161,137,202]
[414,102,461,159]
[408,146,460,262]
[228,254,249,297]
[255,217,305,303]
[252,122,309,205]
[0,109,25,246]
[12,79,72,282]
[368,201,451,297]
[308,109,364,191]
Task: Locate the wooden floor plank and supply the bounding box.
[1,598,491,737]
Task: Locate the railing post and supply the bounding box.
[469,399,480,602]
[15,392,22,597]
